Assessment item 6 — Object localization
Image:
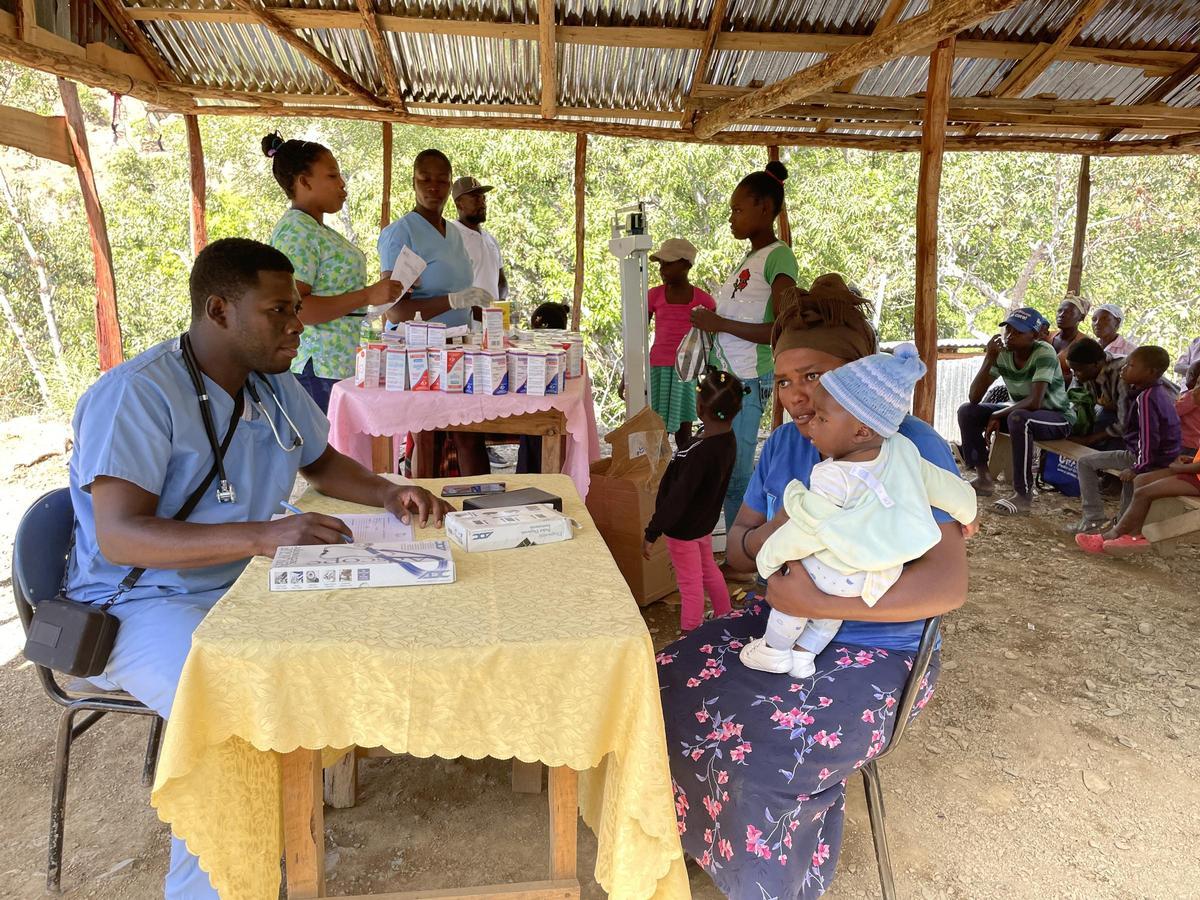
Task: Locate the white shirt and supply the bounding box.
[448,220,503,299]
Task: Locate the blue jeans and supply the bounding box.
[90,596,222,899]
[723,374,770,531]
[295,358,338,415]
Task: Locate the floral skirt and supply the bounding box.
[656,599,939,900]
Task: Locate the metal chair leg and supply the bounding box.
[861,760,896,900]
[48,707,78,893]
[142,716,165,787]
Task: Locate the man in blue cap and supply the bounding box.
[958,307,1076,515]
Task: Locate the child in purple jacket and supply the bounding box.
[1074,345,1181,546]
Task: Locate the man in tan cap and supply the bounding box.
[449,175,507,301]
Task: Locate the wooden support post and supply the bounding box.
[380,121,393,229]
[185,115,207,256]
[14,0,36,43]
[1066,155,1090,296]
[548,766,578,881]
[913,38,954,425]
[570,132,587,330]
[767,146,791,246]
[59,78,123,371]
[280,747,326,898]
[512,759,544,793]
[323,748,358,809]
[538,0,557,119]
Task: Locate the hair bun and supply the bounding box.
[260,131,285,158]
[765,159,789,183]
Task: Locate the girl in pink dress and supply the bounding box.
[647,238,716,448]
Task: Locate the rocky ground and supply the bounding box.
[0,418,1197,899]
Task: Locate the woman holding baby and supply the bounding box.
[656,274,972,899]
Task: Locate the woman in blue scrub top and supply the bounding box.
[378,149,494,473]
[378,149,491,328]
[657,277,972,900]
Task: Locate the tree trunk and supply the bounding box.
[0,167,68,383]
[0,285,52,407]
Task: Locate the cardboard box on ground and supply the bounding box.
[586,407,677,606]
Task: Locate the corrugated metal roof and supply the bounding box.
[45,0,1200,150]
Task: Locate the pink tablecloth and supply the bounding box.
[327,372,603,498]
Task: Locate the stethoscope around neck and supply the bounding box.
[179,333,304,503]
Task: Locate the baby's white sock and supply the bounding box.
[764,610,808,651]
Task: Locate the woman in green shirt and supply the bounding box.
[264,133,403,412]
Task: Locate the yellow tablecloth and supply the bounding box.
[150,473,689,900]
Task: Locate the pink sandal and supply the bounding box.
[1101,534,1151,557]
[1074,533,1106,554]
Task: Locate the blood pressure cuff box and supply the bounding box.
[24,597,119,678]
[463,487,563,512]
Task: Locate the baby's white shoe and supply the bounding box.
[739,638,793,673]
[788,650,817,680]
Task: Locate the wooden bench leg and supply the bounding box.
[323,748,358,809]
[548,766,578,882]
[540,434,563,476]
[512,759,544,793]
[281,748,326,898]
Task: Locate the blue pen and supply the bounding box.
[280,501,354,543]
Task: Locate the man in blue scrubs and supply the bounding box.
[66,238,450,898]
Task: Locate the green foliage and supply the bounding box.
[2,64,1200,427]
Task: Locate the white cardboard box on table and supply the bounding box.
[445,504,577,552]
[269,540,456,590]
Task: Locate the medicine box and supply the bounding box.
[408,348,430,391]
[269,540,456,590]
[439,347,466,392]
[525,351,549,396]
[445,505,576,553]
[507,350,528,394]
[384,346,408,391]
[475,350,508,395]
[405,319,428,349]
[354,343,383,388]
[426,321,447,349]
[481,308,504,350]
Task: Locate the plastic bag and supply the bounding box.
[675,326,712,382]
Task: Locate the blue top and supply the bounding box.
[66,337,329,607]
[743,414,957,650]
[377,211,474,327]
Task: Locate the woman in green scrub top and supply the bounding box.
[264,133,404,413]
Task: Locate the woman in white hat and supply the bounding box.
[1091,303,1138,357]
[647,238,716,448]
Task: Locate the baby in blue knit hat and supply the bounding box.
[740,344,978,678]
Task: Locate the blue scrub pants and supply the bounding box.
[723,375,769,533]
[90,596,222,899]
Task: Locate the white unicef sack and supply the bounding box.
[674,326,712,382]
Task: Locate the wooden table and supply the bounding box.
[282,748,580,899]
[374,408,568,478]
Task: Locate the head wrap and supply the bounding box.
[772,273,878,362]
[1061,293,1090,317]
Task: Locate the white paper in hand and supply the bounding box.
[390,245,428,294]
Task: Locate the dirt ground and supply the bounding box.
[1,416,1198,899]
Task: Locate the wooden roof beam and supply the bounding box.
[694,0,1024,139]
[227,0,390,108]
[538,0,556,118]
[354,0,404,109]
[90,0,177,83]
[964,0,1107,136]
[119,7,1195,77]
[817,0,909,132]
[1103,51,1200,140]
[678,0,730,126]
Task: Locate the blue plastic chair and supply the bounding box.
[861,615,943,900]
[12,488,164,892]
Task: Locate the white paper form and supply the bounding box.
[389,245,428,295]
[272,513,414,543]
